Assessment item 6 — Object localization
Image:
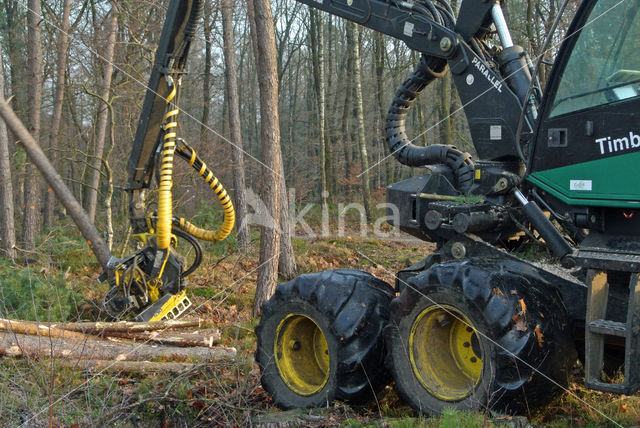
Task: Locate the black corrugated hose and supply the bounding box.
[385,1,474,193]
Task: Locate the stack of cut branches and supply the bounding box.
[0,318,236,373]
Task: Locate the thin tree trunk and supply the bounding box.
[103,100,116,250]
[43,0,71,230]
[0,41,16,260]
[22,0,44,250]
[0,96,112,270]
[309,9,328,206]
[350,23,371,220]
[200,1,213,143]
[341,34,353,190]
[278,161,297,280]
[248,0,283,317]
[221,0,250,252]
[374,31,393,187]
[86,3,117,223]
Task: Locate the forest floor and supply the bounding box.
[0,220,638,427]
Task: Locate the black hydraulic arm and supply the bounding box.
[298,0,530,162]
[295,0,461,59]
[127,0,203,192]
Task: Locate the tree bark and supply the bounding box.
[86,3,117,223]
[221,0,250,252]
[22,0,44,250]
[43,0,72,230]
[248,0,283,317]
[0,96,112,270]
[0,41,16,261]
[0,332,236,362]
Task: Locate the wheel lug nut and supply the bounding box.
[470,356,477,363]
[291,340,301,351]
[463,342,470,348]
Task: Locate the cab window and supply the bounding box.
[549,0,640,117]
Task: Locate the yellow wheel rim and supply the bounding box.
[275,314,330,395]
[409,304,482,401]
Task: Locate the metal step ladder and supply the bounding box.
[585,269,640,393]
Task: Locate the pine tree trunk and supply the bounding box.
[0,41,16,260]
[86,3,117,223]
[43,0,71,230]
[221,0,250,252]
[248,0,283,317]
[22,0,44,250]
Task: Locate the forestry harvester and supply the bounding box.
[3,0,638,416]
[253,0,640,415]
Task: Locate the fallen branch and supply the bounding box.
[0,332,236,362]
[0,318,97,341]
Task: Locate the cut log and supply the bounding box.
[0,319,96,341]
[102,328,222,348]
[48,319,209,334]
[58,359,198,374]
[0,332,236,362]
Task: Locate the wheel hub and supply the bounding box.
[409,305,482,400]
[275,314,329,395]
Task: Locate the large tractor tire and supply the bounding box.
[386,259,575,415]
[255,269,394,409]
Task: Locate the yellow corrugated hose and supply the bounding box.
[156,81,179,251]
[157,78,235,249]
[175,143,235,242]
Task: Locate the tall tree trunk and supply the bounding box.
[221,0,250,252]
[309,9,328,206]
[248,0,283,317]
[374,31,392,187]
[22,0,44,250]
[349,23,371,220]
[341,30,353,191]
[278,161,297,280]
[439,71,453,146]
[0,42,16,261]
[200,1,212,143]
[44,0,72,230]
[325,15,336,199]
[86,3,117,223]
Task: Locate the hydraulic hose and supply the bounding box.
[175,142,235,242]
[385,55,475,193]
[156,80,179,250]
